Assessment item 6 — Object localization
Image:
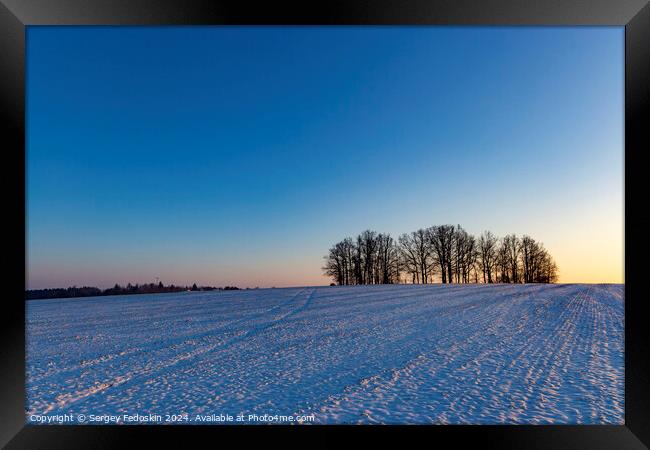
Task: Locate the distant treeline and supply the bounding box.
[26,282,240,300]
[324,225,558,286]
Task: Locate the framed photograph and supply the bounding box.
[2,0,649,447]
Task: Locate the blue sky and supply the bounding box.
[27,26,624,288]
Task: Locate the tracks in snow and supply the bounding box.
[30,289,316,415]
[295,285,623,424]
[27,284,623,424]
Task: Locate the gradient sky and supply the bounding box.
[26,26,624,289]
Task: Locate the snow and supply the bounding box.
[26,284,624,424]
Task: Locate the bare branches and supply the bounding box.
[325,231,401,285]
[429,225,455,283]
[478,231,498,283]
[503,234,521,284]
[324,226,558,285]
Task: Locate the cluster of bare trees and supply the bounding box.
[323,231,401,286]
[323,225,558,286]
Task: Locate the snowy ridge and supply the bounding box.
[26,284,623,424]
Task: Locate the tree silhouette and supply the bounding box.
[325,225,558,285]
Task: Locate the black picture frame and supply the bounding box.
[2,0,648,447]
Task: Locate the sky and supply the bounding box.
[26,26,624,289]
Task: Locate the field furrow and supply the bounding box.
[26,284,623,424]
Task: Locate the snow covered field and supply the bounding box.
[26,284,624,424]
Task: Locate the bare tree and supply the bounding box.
[429,225,455,283]
[415,229,434,283]
[478,231,498,283]
[462,233,478,283]
[503,234,521,283]
[323,242,345,286]
[354,235,364,285]
[520,235,536,283]
[452,226,477,283]
[376,233,400,284]
[540,253,559,283]
[496,239,510,283]
[359,230,378,284]
[453,226,465,283]
[520,238,559,284]
[398,233,420,283]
